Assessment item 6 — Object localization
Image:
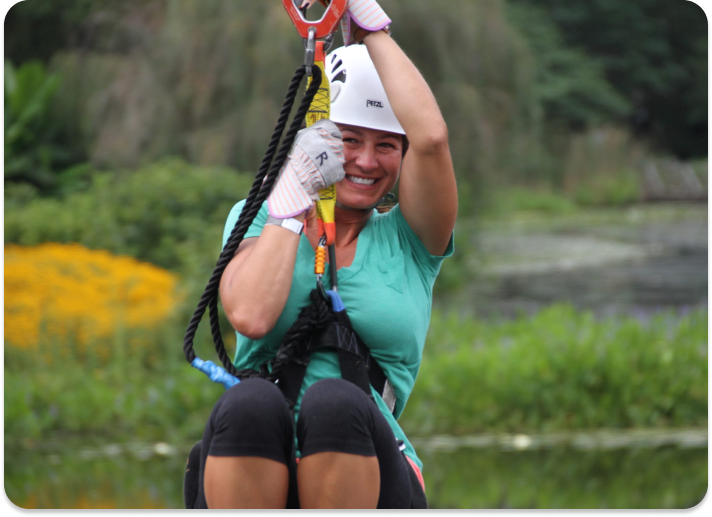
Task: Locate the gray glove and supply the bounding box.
[268,119,346,218]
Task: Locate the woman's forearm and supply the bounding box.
[363,31,449,152]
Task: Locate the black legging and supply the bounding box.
[194,377,424,509]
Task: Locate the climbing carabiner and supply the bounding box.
[304,27,316,76]
[316,276,328,301]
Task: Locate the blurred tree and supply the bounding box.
[4,0,125,63]
[5,0,700,203]
[6,0,542,193]
[508,0,707,158]
[505,2,630,129]
[4,58,95,198]
[4,59,61,193]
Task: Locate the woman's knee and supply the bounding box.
[298,378,377,453]
[213,377,290,429]
[300,378,372,419]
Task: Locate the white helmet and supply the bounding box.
[326,45,405,135]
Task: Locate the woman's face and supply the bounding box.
[335,124,403,210]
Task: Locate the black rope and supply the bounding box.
[183,65,323,375]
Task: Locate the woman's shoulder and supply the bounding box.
[222,199,269,249]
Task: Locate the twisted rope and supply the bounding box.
[183,65,323,375]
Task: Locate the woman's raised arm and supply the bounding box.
[364,31,458,256]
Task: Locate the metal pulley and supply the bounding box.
[281,0,347,40]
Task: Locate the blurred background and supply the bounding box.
[4,0,707,509]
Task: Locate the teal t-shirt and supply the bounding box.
[222,200,454,469]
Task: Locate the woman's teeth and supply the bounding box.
[347,175,376,185]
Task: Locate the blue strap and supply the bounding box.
[326,289,345,312]
[191,357,240,390]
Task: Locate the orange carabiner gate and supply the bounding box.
[281,0,347,39]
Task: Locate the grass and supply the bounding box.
[4,318,226,447]
[5,304,707,448]
[400,304,707,436]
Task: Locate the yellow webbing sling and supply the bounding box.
[306,41,337,286]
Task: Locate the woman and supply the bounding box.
[197,0,457,509]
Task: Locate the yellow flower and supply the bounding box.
[4,243,180,350]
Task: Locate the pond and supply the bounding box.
[440,203,707,318]
[5,430,707,509]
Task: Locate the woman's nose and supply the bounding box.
[354,145,378,172]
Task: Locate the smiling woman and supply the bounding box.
[196,0,457,509]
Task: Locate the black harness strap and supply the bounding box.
[274,289,391,410]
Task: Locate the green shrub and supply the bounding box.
[574,169,640,207]
[487,186,578,217]
[4,157,254,272]
[5,304,707,447]
[4,317,225,446]
[401,305,708,435]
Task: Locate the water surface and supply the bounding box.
[5,431,706,509]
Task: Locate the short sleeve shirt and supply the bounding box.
[222,200,454,468]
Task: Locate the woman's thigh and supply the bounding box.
[195,378,298,508]
[297,378,415,509]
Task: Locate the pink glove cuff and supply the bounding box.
[341,0,391,46]
[348,10,391,32]
[267,161,314,218]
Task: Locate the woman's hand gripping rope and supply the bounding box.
[267,119,346,219]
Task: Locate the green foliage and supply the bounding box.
[4,59,63,193]
[486,186,578,217]
[4,318,224,446]
[561,126,645,206]
[5,304,707,447]
[4,0,116,63]
[508,0,707,159]
[4,158,253,272]
[505,1,631,129]
[401,305,708,435]
[574,169,640,207]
